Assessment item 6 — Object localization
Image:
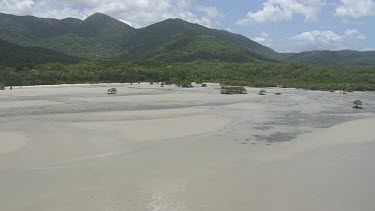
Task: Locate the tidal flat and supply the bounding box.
[0,83,375,211]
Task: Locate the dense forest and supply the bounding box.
[1,61,374,91]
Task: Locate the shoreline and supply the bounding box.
[1,82,374,93]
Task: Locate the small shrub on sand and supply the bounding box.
[259,90,266,95]
[353,100,363,109]
[221,86,247,94]
[107,88,118,94]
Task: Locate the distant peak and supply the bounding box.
[162,18,188,23]
[85,12,114,21]
[166,18,183,21]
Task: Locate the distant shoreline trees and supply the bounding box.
[0,61,374,91]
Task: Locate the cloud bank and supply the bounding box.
[237,0,326,25]
[0,0,223,28]
[273,29,366,52]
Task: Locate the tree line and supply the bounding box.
[1,60,374,91]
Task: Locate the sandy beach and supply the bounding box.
[0,83,374,211]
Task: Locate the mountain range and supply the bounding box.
[0,12,374,66]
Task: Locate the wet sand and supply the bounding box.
[0,83,374,211]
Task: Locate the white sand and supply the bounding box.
[223,103,264,110]
[68,115,230,142]
[258,118,375,162]
[0,132,30,155]
[71,92,256,103]
[0,100,61,108]
[0,84,374,211]
[90,107,208,117]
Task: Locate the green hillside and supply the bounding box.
[0,39,81,67]
[120,18,278,60]
[282,50,375,66]
[0,13,136,58]
[0,13,277,61]
[149,35,276,63]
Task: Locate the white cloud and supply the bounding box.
[362,47,375,51]
[0,0,34,14]
[237,0,325,25]
[273,29,366,52]
[335,0,375,18]
[196,5,224,28]
[252,32,273,47]
[0,0,223,28]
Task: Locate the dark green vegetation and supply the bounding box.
[1,61,374,91]
[149,35,275,63]
[0,12,276,60]
[282,50,375,66]
[107,88,118,94]
[0,39,82,67]
[175,81,194,88]
[353,100,363,109]
[0,12,374,91]
[221,86,247,94]
[259,90,267,95]
[0,13,135,59]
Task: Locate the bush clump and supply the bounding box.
[353,100,363,109]
[221,86,247,94]
[176,81,194,88]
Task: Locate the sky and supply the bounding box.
[0,0,374,53]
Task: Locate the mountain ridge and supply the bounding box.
[0,12,278,61]
[0,12,374,66]
[281,50,375,66]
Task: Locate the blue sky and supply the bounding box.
[0,0,374,52]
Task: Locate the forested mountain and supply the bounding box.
[129,35,277,63]
[0,13,136,58]
[0,39,81,67]
[0,12,374,66]
[0,12,277,61]
[119,18,279,60]
[281,50,375,66]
